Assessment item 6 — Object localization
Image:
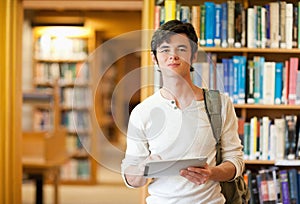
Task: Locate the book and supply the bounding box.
[262,62,275,105]
[191,5,200,41]
[221,2,228,48]
[214,4,222,47]
[227,0,235,47]
[285,115,298,160]
[246,60,255,104]
[288,57,299,105]
[279,169,291,204]
[270,2,280,48]
[200,4,206,46]
[234,2,243,48]
[274,118,286,161]
[247,8,256,48]
[274,62,283,104]
[285,3,293,49]
[205,2,216,47]
[288,168,299,204]
[164,0,176,22]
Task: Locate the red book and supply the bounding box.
[288,57,299,104]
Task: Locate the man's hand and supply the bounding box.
[179,164,211,185]
[124,155,161,187]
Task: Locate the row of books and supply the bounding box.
[61,111,91,132]
[157,0,300,49]
[245,167,300,204]
[190,55,300,105]
[240,115,300,161]
[35,36,88,60]
[35,62,89,85]
[60,158,90,180]
[61,87,92,108]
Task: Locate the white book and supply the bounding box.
[269,124,276,161]
[201,62,210,88]
[274,118,286,160]
[249,117,257,160]
[263,62,275,104]
[247,8,255,48]
[285,3,293,49]
[270,2,280,48]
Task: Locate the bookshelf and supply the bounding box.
[141,0,300,203]
[31,26,97,185]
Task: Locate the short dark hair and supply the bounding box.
[151,20,198,62]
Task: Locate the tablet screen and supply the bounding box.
[144,156,207,178]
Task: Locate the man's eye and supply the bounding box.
[178,48,187,52]
[159,49,170,53]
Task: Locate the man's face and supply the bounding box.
[154,34,195,78]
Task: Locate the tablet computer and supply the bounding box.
[143,156,207,178]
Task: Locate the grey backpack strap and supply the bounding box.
[203,89,223,165]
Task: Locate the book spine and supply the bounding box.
[180,6,190,23]
[221,2,228,48]
[288,57,299,105]
[200,4,206,46]
[243,122,250,160]
[247,60,255,104]
[279,169,291,204]
[270,2,280,48]
[288,169,299,204]
[285,3,293,49]
[234,2,243,48]
[275,62,283,104]
[227,0,235,47]
[292,5,298,48]
[265,4,271,48]
[214,4,222,47]
[191,5,201,41]
[205,2,216,47]
[154,5,161,30]
[247,8,256,48]
[280,1,286,48]
[164,0,176,22]
[237,56,246,104]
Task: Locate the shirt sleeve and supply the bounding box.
[220,95,244,180]
[121,106,150,187]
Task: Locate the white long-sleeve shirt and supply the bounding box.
[121,90,244,204]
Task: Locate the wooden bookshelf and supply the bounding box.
[30,26,98,185]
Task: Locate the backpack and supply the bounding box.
[203,89,250,204]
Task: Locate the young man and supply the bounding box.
[121,20,244,203]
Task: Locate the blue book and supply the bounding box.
[205,2,216,47]
[288,169,299,204]
[280,169,291,204]
[274,62,283,104]
[214,4,222,46]
[222,58,230,96]
[243,122,250,159]
[228,58,234,102]
[221,2,228,48]
[238,56,247,104]
[264,4,271,48]
[232,56,241,104]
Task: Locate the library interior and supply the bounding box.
[1,0,300,204]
